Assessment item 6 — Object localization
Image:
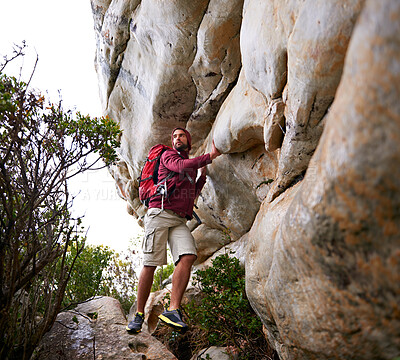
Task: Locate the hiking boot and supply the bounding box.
[126,312,144,334]
[158,308,188,334]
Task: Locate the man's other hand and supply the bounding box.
[199,166,207,177]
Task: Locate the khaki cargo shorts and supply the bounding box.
[142,208,197,266]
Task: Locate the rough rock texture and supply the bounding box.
[247,1,400,359]
[190,346,232,360]
[195,232,248,272]
[90,0,400,359]
[35,296,176,359]
[186,0,244,148]
[192,224,229,264]
[241,0,365,201]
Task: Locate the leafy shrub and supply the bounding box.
[154,253,275,360]
[101,248,138,313]
[0,44,122,360]
[152,263,175,292]
[58,243,139,314]
[185,253,275,359]
[60,244,114,308]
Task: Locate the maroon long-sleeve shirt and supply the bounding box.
[148,148,212,219]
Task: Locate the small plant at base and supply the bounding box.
[162,291,171,310]
[185,253,275,359]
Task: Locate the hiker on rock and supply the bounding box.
[126,127,221,334]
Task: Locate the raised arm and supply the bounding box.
[162,151,211,174]
[162,140,221,174]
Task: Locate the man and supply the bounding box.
[126,127,221,334]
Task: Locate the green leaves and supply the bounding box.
[152,263,174,292]
[0,74,17,115]
[64,112,122,166]
[0,49,123,360]
[186,253,273,359]
[0,70,122,180]
[60,244,114,308]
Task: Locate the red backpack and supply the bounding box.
[138,144,203,223]
[138,144,175,206]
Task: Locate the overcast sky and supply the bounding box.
[0,0,142,252]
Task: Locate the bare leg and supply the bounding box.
[137,265,156,313]
[170,254,197,309]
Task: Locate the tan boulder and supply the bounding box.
[192,224,229,264]
[90,1,400,358]
[241,0,365,200]
[195,144,277,240]
[190,346,232,360]
[246,1,400,358]
[195,231,248,271]
[187,0,243,148]
[93,0,140,108]
[212,69,266,154]
[246,183,302,357]
[35,296,176,359]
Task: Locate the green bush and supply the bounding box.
[152,263,175,292]
[101,248,138,313]
[0,44,122,360]
[60,244,114,308]
[186,253,274,359]
[58,243,138,314]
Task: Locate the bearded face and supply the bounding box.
[172,129,189,151]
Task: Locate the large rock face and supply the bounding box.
[91,0,400,359]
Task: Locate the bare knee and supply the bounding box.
[177,254,197,268]
[140,265,156,278]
